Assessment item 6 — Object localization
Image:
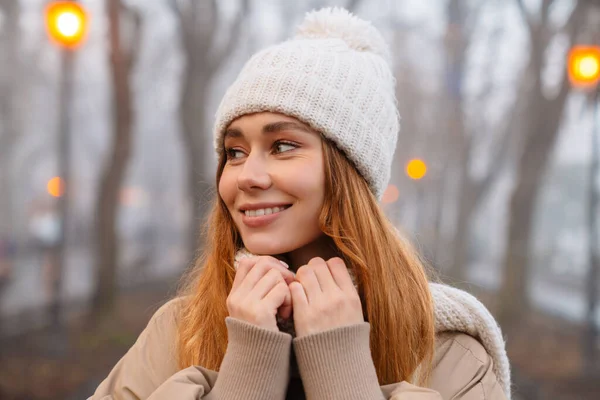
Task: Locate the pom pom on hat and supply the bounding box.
[295,7,391,64]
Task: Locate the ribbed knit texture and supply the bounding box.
[209,317,292,399]
[233,248,511,398]
[293,323,384,400]
[213,8,400,200]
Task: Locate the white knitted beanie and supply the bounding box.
[213,7,400,200]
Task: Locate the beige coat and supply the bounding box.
[89,297,508,400]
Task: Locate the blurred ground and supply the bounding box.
[0,277,178,400]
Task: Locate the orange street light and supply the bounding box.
[406,159,427,180]
[45,1,88,49]
[47,177,65,198]
[568,46,600,89]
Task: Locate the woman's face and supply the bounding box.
[218,112,326,256]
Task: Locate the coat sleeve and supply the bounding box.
[294,324,508,400]
[88,299,292,400]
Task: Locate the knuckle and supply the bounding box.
[238,257,254,270]
[329,257,345,269]
[296,266,309,279]
[226,296,238,312]
[308,257,325,265]
[268,267,283,278]
[276,280,288,292]
[254,260,270,274]
[266,269,282,283]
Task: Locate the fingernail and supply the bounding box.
[279,260,289,269]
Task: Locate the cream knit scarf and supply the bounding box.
[233,248,511,397]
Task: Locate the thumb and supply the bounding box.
[289,281,308,310]
[278,289,293,320]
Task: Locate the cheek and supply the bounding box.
[218,170,236,206]
[281,160,324,194]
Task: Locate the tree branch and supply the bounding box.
[515,0,534,31]
[540,0,553,26]
[562,0,585,36]
[167,0,183,34]
[550,0,585,111]
[121,4,142,71]
[169,0,195,57]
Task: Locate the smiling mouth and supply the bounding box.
[241,205,292,218]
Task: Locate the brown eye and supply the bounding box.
[225,148,244,160]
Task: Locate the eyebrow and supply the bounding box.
[223,121,314,141]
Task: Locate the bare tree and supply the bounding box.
[498,0,586,327]
[0,0,20,337]
[169,0,250,256]
[438,0,517,281]
[0,1,20,235]
[92,0,142,316]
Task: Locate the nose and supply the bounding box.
[236,151,272,191]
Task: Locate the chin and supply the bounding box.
[242,237,296,256]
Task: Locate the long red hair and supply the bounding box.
[176,135,435,385]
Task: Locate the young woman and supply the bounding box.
[91,7,511,400]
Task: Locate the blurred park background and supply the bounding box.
[1,0,600,399]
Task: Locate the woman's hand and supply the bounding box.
[227,256,296,332]
[289,257,364,337]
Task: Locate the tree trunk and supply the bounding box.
[180,68,213,257]
[92,0,135,316]
[0,0,20,338]
[498,0,584,328]
[170,0,249,259]
[444,1,515,281]
[0,0,19,245]
[584,89,600,373]
[443,0,471,280]
[449,172,475,281]
[499,168,541,326]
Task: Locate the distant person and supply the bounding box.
[91,8,511,399]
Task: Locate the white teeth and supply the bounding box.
[244,206,289,217]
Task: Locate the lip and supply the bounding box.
[240,205,291,228]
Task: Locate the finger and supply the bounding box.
[252,268,285,299]
[326,257,356,292]
[289,281,308,312]
[295,265,321,303]
[231,257,259,291]
[309,257,338,292]
[278,289,293,320]
[240,257,294,293]
[263,280,291,312]
[278,304,293,320]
